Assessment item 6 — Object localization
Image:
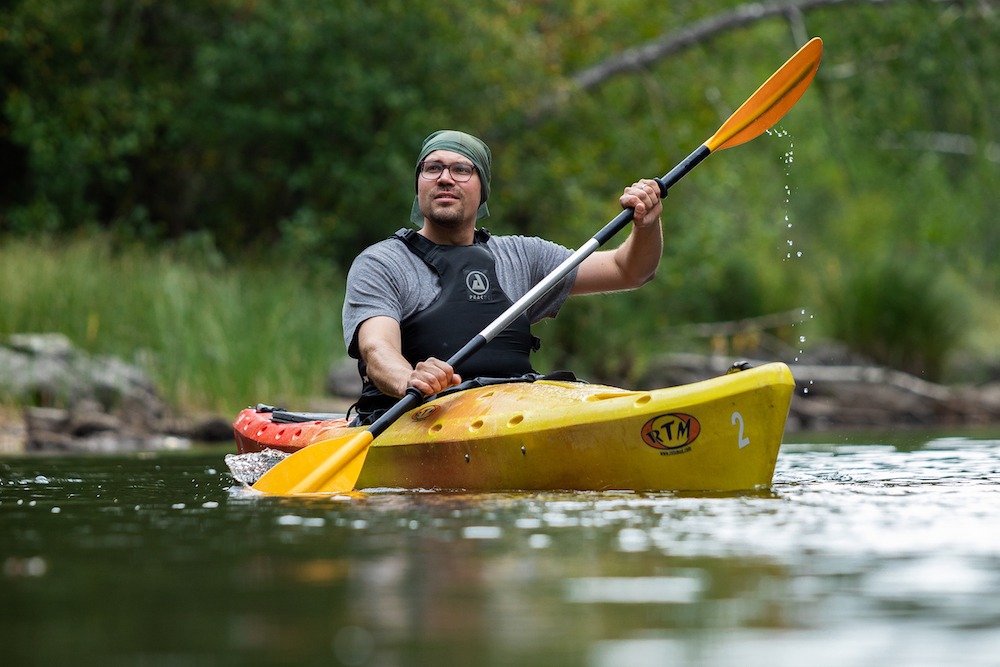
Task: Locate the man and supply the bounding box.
[343,130,663,424]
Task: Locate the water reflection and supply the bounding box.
[1,435,999,666]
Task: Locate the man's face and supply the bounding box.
[416,149,482,230]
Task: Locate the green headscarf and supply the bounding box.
[409,130,491,226]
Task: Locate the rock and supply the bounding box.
[1,333,208,452]
[158,415,234,443]
[26,430,79,452]
[89,354,164,421]
[6,333,76,358]
[0,344,85,405]
[186,416,237,442]
[69,410,123,437]
[0,334,163,422]
[23,406,69,430]
[24,407,71,447]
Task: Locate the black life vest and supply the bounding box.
[352,228,538,425]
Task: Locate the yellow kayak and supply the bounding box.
[233,362,795,492]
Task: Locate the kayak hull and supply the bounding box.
[234,362,795,492]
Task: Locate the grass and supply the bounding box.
[821,255,971,382]
[2,235,993,423]
[0,236,346,416]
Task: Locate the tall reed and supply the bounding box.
[0,237,345,414]
[822,255,970,381]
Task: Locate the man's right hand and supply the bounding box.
[358,316,462,398]
[409,357,462,396]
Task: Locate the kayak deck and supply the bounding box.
[233,362,795,492]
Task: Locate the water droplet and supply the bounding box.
[797,251,802,257]
[799,336,806,343]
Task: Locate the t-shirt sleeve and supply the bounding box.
[492,235,577,324]
[342,247,405,359]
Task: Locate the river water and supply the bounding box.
[2,429,999,666]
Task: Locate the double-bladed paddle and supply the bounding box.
[252,37,823,495]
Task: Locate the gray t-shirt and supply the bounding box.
[342,233,577,358]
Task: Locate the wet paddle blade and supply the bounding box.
[706,37,823,152]
[252,430,374,495]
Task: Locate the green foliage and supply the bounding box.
[2,0,1000,390]
[822,255,970,381]
[0,0,563,267]
[0,236,343,413]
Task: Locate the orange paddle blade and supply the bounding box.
[706,37,823,152]
[251,430,374,495]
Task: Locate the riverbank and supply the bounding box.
[0,237,343,414]
[0,333,249,454]
[4,348,1000,455]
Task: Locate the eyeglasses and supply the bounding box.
[419,161,477,182]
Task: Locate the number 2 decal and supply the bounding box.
[731,412,751,449]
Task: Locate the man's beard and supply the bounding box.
[421,191,471,229]
[426,207,467,229]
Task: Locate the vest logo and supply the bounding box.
[466,270,490,300]
[412,404,441,422]
[640,413,700,453]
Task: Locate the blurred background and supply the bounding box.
[2,0,999,415]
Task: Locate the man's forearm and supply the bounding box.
[613,219,663,288]
[360,345,412,399]
[357,317,412,398]
[357,316,460,398]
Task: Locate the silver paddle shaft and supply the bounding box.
[481,238,599,342]
[445,202,644,370]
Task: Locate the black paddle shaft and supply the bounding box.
[596,143,710,245]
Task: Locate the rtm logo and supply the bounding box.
[411,405,441,422]
[640,413,700,451]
